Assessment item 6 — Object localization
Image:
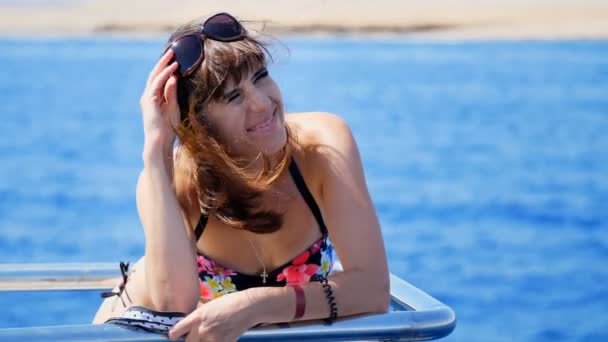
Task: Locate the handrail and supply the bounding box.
[0,262,119,291]
[0,263,456,341]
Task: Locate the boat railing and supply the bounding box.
[0,262,456,341]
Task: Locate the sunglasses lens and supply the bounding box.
[204,13,243,40]
[171,35,203,76]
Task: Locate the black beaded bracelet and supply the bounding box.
[311,274,338,324]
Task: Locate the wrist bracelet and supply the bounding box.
[311,275,338,324]
[291,285,306,320]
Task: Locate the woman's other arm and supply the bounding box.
[136,49,199,313]
[251,112,390,322]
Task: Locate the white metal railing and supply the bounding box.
[0,263,456,341]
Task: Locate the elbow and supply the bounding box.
[149,281,199,314]
[375,289,391,314]
[372,275,391,314]
[151,294,198,314]
[351,269,390,314]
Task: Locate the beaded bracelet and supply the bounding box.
[311,274,338,324]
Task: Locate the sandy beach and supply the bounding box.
[0,0,607,39]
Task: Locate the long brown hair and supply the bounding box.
[167,15,294,234]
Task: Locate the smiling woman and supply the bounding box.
[91,12,389,342]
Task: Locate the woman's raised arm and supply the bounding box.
[136,49,200,313]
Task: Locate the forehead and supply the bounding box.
[198,37,269,101]
[222,61,266,90]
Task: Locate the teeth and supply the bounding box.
[253,117,272,130]
[249,110,275,131]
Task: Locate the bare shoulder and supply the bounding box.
[285,112,359,194]
[286,111,355,156]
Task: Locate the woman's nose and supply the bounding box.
[247,88,272,113]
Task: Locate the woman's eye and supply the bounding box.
[254,69,269,83]
[227,93,240,103]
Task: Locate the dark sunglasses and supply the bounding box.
[165,12,246,77]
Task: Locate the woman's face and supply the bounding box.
[204,65,287,158]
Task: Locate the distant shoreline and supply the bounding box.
[0,0,607,40]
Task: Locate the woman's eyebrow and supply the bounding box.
[223,88,239,100]
[222,67,267,99]
[252,67,266,79]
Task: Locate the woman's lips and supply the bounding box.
[246,109,277,133]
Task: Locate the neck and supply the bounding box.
[238,143,292,181]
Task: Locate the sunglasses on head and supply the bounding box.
[165,12,246,77]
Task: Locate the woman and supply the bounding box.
[92,12,389,341]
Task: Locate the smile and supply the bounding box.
[246,108,277,133]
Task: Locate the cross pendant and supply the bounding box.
[261,270,268,284]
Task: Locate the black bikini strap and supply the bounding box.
[289,158,329,236]
[195,158,328,241]
[194,214,208,241]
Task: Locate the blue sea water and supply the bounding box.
[0,36,607,341]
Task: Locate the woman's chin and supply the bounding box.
[258,129,288,156]
[234,126,288,159]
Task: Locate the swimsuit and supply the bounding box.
[102,158,335,334]
[194,158,336,299]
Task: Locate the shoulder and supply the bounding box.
[286,111,351,137]
[286,111,355,155]
[285,112,360,197]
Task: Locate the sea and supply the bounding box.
[0,35,606,341]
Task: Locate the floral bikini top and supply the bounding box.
[193,159,336,301]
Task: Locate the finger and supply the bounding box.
[148,62,179,101]
[147,48,174,87]
[164,74,178,105]
[168,314,195,340]
[184,328,201,342]
[147,48,175,87]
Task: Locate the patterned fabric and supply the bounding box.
[193,158,337,301]
[104,306,185,334]
[196,235,336,300]
[103,158,335,332]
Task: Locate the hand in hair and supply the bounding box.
[140,48,181,158]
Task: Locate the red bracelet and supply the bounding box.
[292,285,305,319]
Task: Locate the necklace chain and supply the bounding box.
[246,237,268,284]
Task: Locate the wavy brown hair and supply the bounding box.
[166,15,294,234]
